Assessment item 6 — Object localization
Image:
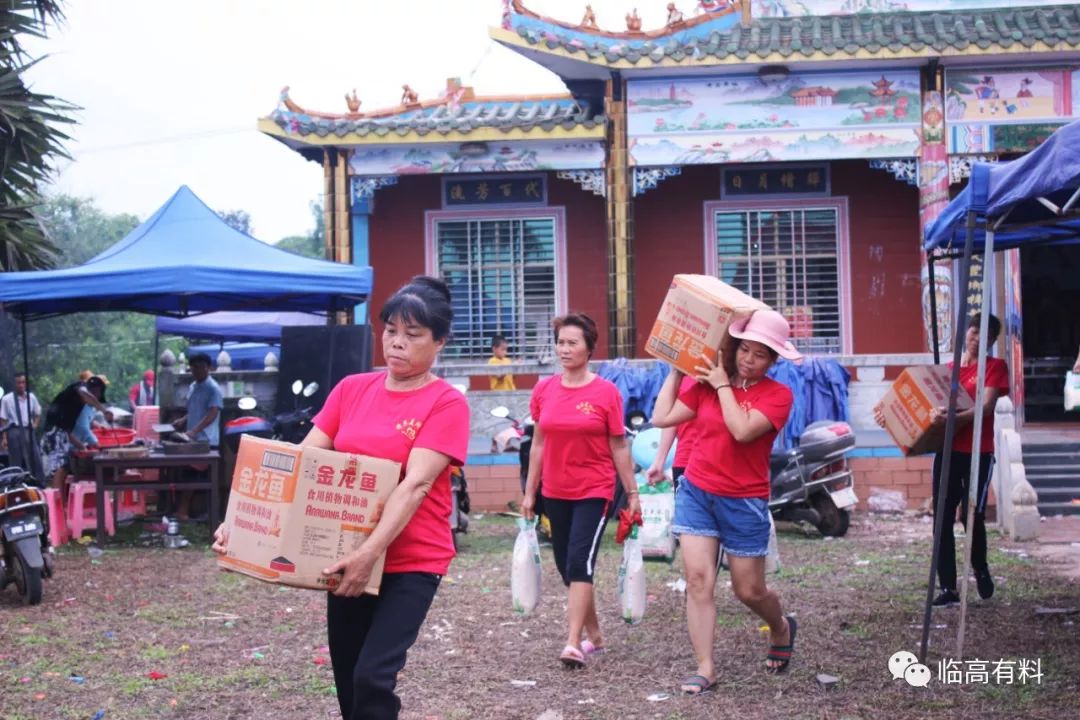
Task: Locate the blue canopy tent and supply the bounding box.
[157,311,328,371]
[917,120,1080,664]
[0,185,371,318]
[0,186,372,481]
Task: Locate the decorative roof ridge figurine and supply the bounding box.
[580,4,598,29]
[666,3,685,26]
[625,7,642,32]
[345,88,362,115]
[279,86,307,115]
[401,84,420,106]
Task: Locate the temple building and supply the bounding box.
[260,1,1080,510]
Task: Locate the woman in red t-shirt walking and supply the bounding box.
[522,313,640,668]
[653,309,801,695]
[214,276,469,720]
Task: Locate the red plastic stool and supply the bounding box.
[44,488,69,547]
[117,471,148,519]
[67,481,115,540]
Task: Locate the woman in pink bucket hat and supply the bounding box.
[652,309,801,695]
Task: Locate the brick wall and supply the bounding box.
[467,456,998,516]
[464,462,521,512]
[851,456,934,510]
[851,456,997,518]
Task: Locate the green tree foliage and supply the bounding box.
[273,199,324,259]
[0,1,76,271]
[1,196,182,407]
[216,208,252,235]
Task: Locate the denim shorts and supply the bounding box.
[671,476,771,557]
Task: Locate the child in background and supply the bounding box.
[488,334,516,391]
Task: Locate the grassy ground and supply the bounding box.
[0,512,1077,720]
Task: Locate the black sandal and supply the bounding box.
[765,615,797,674]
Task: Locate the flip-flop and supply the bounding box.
[765,615,797,674]
[559,645,586,669]
[581,639,606,657]
[680,674,716,696]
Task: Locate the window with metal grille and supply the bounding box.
[713,205,845,354]
[434,216,559,361]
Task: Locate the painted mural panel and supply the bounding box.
[348,141,604,175]
[628,71,921,165]
[945,66,1080,153]
[754,0,1066,17]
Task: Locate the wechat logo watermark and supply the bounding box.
[889,651,932,687]
[890,650,1043,687]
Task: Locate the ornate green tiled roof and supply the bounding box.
[506,4,1080,64]
[268,96,603,140]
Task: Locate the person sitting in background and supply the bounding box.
[129,369,156,410]
[172,353,223,520]
[488,334,516,391]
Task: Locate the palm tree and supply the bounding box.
[1,0,76,271]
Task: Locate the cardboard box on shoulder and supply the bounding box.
[217,435,400,594]
[645,274,768,376]
[879,365,974,456]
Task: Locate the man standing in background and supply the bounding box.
[1,373,44,479]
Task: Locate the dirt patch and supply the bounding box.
[1,513,1078,719]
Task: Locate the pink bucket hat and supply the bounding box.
[728,309,803,361]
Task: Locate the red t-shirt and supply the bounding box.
[530,375,625,501]
[951,357,1009,455]
[679,378,793,500]
[313,372,470,575]
[673,376,702,468]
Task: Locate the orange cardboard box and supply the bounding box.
[645,274,768,376]
[217,435,400,594]
[879,365,974,456]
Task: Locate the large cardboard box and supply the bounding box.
[645,274,768,376]
[879,365,974,456]
[217,435,400,594]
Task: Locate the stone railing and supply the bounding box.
[408,353,938,445]
[990,396,1040,540]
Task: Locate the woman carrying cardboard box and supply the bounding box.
[875,313,1009,607]
[213,276,469,720]
[652,309,801,695]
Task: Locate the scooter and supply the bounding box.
[490,406,548,540]
[273,380,320,444]
[224,379,320,452]
[0,467,54,605]
[768,420,858,537]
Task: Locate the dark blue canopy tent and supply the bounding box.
[157,311,328,371]
[917,120,1080,664]
[0,186,372,482]
[0,185,371,318]
[155,311,325,343]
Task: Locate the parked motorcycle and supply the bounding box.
[768,420,858,537]
[274,380,319,444]
[490,406,548,540]
[0,467,54,605]
[224,380,320,453]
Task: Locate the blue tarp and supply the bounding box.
[768,358,850,451]
[0,186,372,317]
[596,359,670,422]
[156,311,325,342]
[924,120,1080,252]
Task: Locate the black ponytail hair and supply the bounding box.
[379,275,454,341]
